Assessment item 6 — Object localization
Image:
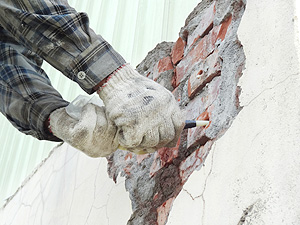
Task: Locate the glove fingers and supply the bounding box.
[118,126,144,148]
[139,127,160,148]
[156,117,175,148]
[166,107,185,147]
[51,104,119,158]
[94,106,119,155]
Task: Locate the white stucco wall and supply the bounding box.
[0,144,132,225]
[1,0,300,225]
[168,0,300,224]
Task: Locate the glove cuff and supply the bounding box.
[49,107,66,139]
[97,64,141,101]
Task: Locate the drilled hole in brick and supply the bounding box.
[196,70,204,79]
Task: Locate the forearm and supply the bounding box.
[0,0,126,93]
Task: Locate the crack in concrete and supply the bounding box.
[182,189,202,201]
[105,185,115,225]
[243,73,299,107]
[84,162,101,225]
[66,157,78,225]
[181,144,216,224]
[1,144,64,210]
[201,144,216,225]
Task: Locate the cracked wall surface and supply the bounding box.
[1,0,300,224]
[0,143,132,225]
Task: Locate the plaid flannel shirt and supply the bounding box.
[0,0,126,141]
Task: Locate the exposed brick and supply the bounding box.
[171,37,186,65]
[175,28,217,87]
[186,94,206,121]
[152,56,174,81]
[179,141,213,183]
[201,76,222,109]
[185,76,222,124]
[158,56,174,73]
[217,15,232,41]
[171,72,177,89]
[174,66,184,88]
[187,2,216,50]
[150,139,180,177]
[188,50,222,98]
[174,15,232,88]
[187,110,211,149]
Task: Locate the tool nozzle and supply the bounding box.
[184,120,209,129]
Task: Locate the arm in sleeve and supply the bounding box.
[0,0,126,94]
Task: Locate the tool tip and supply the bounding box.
[196,120,210,127]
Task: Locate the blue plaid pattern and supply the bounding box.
[0,0,126,141]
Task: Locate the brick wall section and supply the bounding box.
[107,0,246,224]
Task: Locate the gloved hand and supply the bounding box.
[98,64,184,153]
[49,103,119,157]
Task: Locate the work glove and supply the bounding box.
[49,103,119,157]
[98,64,184,153]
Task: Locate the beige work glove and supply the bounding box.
[98,64,184,153]
[49,103,119,157]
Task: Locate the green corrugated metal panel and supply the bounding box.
[0,0,200,205]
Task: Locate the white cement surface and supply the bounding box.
[168,0,300,224]
[0,143,131,225]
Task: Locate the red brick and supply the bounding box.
[171,37,186,65]
[174,16,232,88]
[171,73,177,89]
[175,26,218,87]
[185,75,221,123]
[188,50,222,98]
[217,15,232,41]
[201,76,222,109]
[179,141,213,183]
[187,110,211,149]
[150,139,180,177]
[186,94,206,120]
[174,65,186,87]
[158,56,174,73]
[187,2,216,49]
[152,56,174,81]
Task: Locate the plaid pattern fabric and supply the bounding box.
[0,0,126,141]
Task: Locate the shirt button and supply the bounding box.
[77,71,86,80]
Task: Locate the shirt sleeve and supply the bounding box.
[0,0,126,94]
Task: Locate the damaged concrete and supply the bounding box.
[107,0,247,224]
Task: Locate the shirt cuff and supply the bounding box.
[67,40,126,94]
